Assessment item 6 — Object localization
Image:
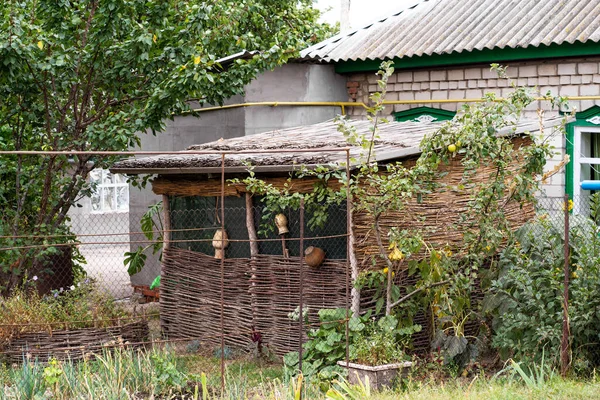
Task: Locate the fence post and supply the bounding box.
[298,198,305,389]
[561,194,571,376]
[220,153,226,393]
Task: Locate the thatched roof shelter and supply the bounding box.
[111,117,564,356]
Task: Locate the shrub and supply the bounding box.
[0,280,128,347]
[486,201,600,369]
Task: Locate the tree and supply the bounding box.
[0,0,335,293]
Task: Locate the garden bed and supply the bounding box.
[2,319,149,363]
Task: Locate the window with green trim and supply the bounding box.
[565,106,600,205]
[394,107,455,123]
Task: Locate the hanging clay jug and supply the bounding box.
[304,246,325,268]
[212,229,230,259]
[275,213,289,235]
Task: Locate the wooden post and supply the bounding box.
[561,194,571,376]
[245,192,261,353]
[160,195,170,330]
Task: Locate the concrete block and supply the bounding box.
[580,84,600,96]
[430,81,440,90]
[571,75,582,85]
[538,76,549,85]
[440,81,450,89]
[413,71,430,82]
[468,80,478,88]
[558,63,576,75]
[519,65,537,77]
[396,71,413,83]
[578,62,598,75]
[403,83,413,90]
[549,76,560,85]
[559,85,579,97]
[431,70,447,81]
[448,70,464,80]
[487,79,498,87]
[582,75,593,84]
[415,91,431,100]
[466,89,483,99]
[477,79,487,88]
[412,83,421,91]
[527,77,538,86]
[593,74,600,83]
[538,64,557,76]
[421,82,430,90]
[432,91,448,100]
[384,91,398,101]
[449,81,458,89]
[482,67,498,79]
[449,90,466,100]
[458,81,467,89]
[465,69,482,79]
[505,66,518,78]
[560,75,571,85]
[399,91,415,101]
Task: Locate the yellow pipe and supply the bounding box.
[182,96,600,115]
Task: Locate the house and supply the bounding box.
[111,116,563,354]
[300,0,600,200]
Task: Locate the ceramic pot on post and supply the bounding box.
[212,229,230,259]
[304,246,325,268]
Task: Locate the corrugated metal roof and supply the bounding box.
[111,116,564,174]
[300,0,600,63]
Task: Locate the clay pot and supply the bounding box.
[304,246,325,268]
[212,229,229,259]
[275,213,289,235]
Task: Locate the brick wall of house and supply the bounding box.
[344,57,600,198]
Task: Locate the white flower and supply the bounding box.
[70,285,75,290]
[32,276,38,281]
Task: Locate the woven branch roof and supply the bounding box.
[112,117,564,175]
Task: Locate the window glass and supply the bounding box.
[90,169,129,213]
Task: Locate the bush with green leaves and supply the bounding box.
[284,309,419,383]
[486,195,600,369]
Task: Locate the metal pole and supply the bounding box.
[220,153,226,392]
[345,150,351,367]
[298,198,305,378]
[561,194,571,376]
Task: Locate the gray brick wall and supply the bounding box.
[344,57,600,198]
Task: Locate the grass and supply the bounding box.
[1,348,599,399]
[372,377,600,400]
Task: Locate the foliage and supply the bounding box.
[124,201,163,277]
[0,280,127,346]
[284,308,418,386]
[351,315,419,366]
[230,164,347,236]
[283,308,363,381]
[0,0,336,292]
[486,195,600,369]
[326,375,372,399]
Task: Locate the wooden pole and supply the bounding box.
[245,193,261,354]
[561,194,571,376]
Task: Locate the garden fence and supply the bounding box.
[0,150,597,394]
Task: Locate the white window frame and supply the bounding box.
[90,169,129,214]
[573,126,600,211]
